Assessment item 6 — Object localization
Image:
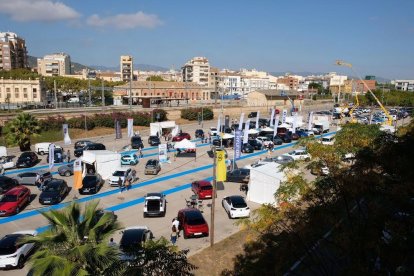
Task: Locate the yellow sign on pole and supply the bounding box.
[73,158,83,190]
[216,149,226,182]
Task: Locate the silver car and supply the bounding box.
[14,170,52,186]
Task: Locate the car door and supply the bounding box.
[191,182,198,194]
[223,197,230,213]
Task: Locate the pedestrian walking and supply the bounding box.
[67,150,71,163]
[172,217,180,238]
[124,178,131,191]
[139,148,143,158]
[118,177,123,193]
[170,224,178,245]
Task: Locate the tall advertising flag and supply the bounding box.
[243,120,250,144]
[255,111,260,129]
[270,109,275,126]
[158,144,168,163]
[216,149,227,182]
[217,115,221,135]
[73,158,83,190]
[273,115,280,137]
[238,113,245,130]
[292,113,297,133]
[127,118,134,138]
[115,120,122,139]
[282,109,288,123]
[234,130,242,159]
[62,124,71,145]
[48,144,55,169]
[308,111,314,131]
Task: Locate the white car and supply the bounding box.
[0,230,37,269]
[320,135,335,145]
[0,156,15,170]
[143,193,166,217]
[283,149,311,161]
[256,136,274,147]
[109,168,133,186]
[209,127,218,136]
[222,195,250,219]
[34,143,62,155]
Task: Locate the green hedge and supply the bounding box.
[39,109,168,131]
[181,107,214,121]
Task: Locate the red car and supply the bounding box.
[172,133,191,142]
[191,180,213,199]
[177,208,209,239]
[0,186,31,216]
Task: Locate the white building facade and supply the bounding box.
[394,80,414,92]
[182,57,210,87]
[0,78,45,103]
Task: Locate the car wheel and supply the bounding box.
[65,171,71,177]
[40,151,45,155]
[183,230,188,240]
[143,213,147,218]
[228,211,232,219]
[17,256,25,269]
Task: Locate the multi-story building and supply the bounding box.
[394,80,414,92]
[182,57,210,87]
[120,55,133,82]
[37,53,71,76]
[218,72,243,96]
[277,75,302,90]
[0,32,28,70]
[0,78,45,103]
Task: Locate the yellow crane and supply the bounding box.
[349,93,359,123]
[335,60,393,126]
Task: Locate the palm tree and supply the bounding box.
[4,113,41,151]
[21,201,123,276]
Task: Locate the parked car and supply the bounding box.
[34,143,63,155]
[263,155,294,164]
[0,156,15,170]
[320,135,335,145]
[195,129,205,139]
[14,170,52,186]
[79,174,104,194]
[241,143,254,153]
[148,136,160,146]
[209,127,218,137]
[143,193,166,217]
[144,159,161,175]
[277,133,292,143]
[247,139,263,150]
[296,130,309,138]
[16,152,39,168]
[247,111,258,118]
[283,149,311,161]
[256,136,273,147]
[172,132,191,142]
[191,180,213,200]
[58,163,74,177]
[226,168,250,183]
[177,208,209,239]
[131,136,144,149]
[74,140,93,150]
[0,186,31,216]
[222,195,250,219]
[121,153,139,166]
[0,230,37,269]
[289,132,300,140]
[265,134,283,145]
[310,163,330,176]
[74,143,106,157]
[109,168,133,186]
[39,179,69,205]
[0,176,19,195]
[119,226,154,261]
[212,138,222,147]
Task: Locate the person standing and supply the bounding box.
[118,177,123,193]
[170,224,178,245]
[139,148,143,158]
[124,178,131,191]
[172,217,180,238]
[67,150,71,163]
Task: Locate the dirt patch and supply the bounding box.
[189,230,254,276]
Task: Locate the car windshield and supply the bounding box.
[83,176,97,186]
[185,212,205,225]
[44,183,61,192]
[0,234,20,255]
[146,160,157,166]
[0,195,17,202]
[113,171,125,177]
[231,197,247,208]
[201,186,212,190]
[131,137,142,142]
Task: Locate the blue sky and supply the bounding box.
[1,0,413,79]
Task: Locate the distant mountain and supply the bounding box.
[27,55,92,73]
[90,64,169,72]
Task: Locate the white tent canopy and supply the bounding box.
[248,129,259,134]
[81,150,121,180]
[261,127,274,132]
[150,121,176,136]
[247,162,286,205]
[278,123,291,128]
[174,139,196,149]
[222,133,235,139]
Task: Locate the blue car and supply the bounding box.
[296,130,309,138]
[121,153,139,166]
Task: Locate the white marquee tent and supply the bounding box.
[82,150,121,180]
[174,139,196,149]
[150,121,177,136]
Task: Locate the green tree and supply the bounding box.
[146,76,164,81]
[4,113,41,151]
[22,201,123,276]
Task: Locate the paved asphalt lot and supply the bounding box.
[0,117,335,275]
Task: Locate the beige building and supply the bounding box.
[0,32,28,70]
[120,55,133,82]
[246,89,303,107]
[0,78,45,103]
[182,57,210,87]
[37,53,71,76]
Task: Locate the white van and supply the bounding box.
[321,135,335,145]
[67,97,80,103]
[34,143,62,155]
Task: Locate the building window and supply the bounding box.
[33,92,37,98]
[6,88,10,93]
[23,88,27,93]
[24,93,28,98]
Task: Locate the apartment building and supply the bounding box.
[37,53,71,76]
[277,75,302,90]
[0,32,28,70]
[120,55,133,82]
[182,57,210,87]
[0,78,45,103]
[394,80,414,92]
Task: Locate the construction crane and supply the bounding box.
[335,60,393,126]
[348,93,359,123]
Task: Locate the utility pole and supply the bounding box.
[54,79,58,109]
[101,79,105,108]
[88,78,91,107]
[210,146,217,247]
[129,78,132,110]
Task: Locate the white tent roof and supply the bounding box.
[82,150,121,165]
[278,123,291,128]
[248,129,259,134]
[247,162,286,205]
[174,139,196,149]
[261,127,274,132]
[150,121,176,136]
[222,133,235,139]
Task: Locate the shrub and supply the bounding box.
[67,116,95,130]
[39,115,66,130]
[181,107,214,121]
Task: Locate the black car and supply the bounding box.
[241,143,254,153]
[0,176,19,194]
[247,139,262,150]
[131,136,144,149]
[247,112,258,118]
[195,129,204,139]
[265,134,283,145]
[148,136,160,146]
[226,169,250,183]
[212,138,222,147]
[39,179,69,205]
[120,227,154,258]
[79,174,104,194]
[74,143,106,157]
[258,118,270,127]
[277,133,292,143]
[16,151,39,168]
[74,140,93,150]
